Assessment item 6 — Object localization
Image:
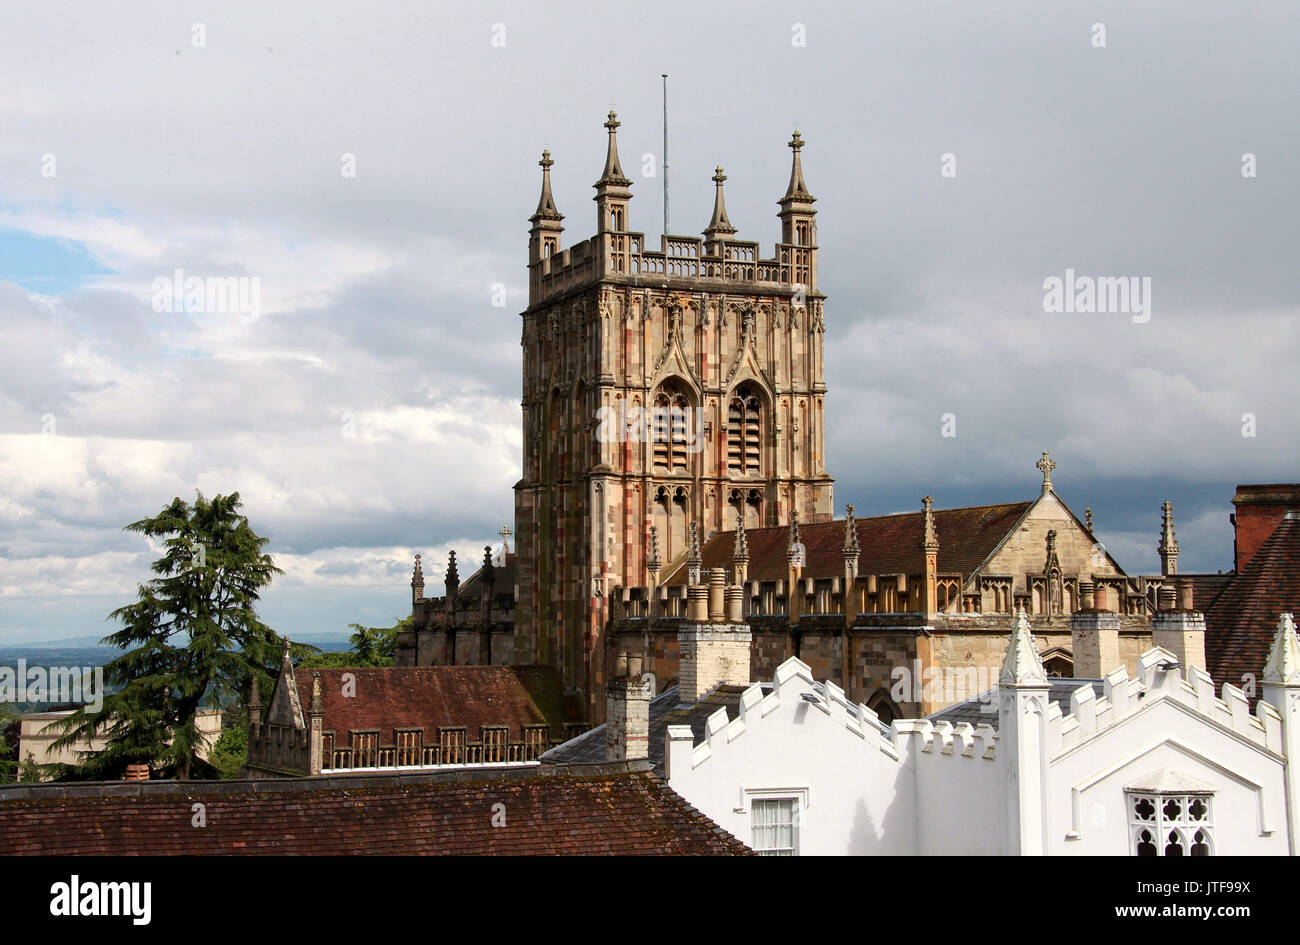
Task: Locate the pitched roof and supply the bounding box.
[541,684,760,777]
[1205,515,1300,692]
[454,552,516,599]
[664,502,1033,585]
[0,764,751,855]
[291,665,580,740]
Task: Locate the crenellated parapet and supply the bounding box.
[1047,646,1283,757]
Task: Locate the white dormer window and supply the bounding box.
[1125,772,1214,856]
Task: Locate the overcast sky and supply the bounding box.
[1,1,1296,644]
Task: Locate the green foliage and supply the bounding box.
[296,617,410,670]
[0,708,16,782]
[50,492,283,781]
[207,711,249,779]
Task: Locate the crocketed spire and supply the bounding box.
[780,130,815,204]
[1000,609,1048,686]
[843,504,859,556]
[733,506,749,561]
[704,165,737,238]
[921,496,939,552]
[597,110,631,186]
[531,149,563,222]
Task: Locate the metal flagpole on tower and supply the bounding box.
[662,73,669,238]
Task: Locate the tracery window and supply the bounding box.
[1128,791,1213,856]
[727,385,762,476]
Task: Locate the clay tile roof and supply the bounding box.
[665,502,1032,584]
[0,766,751,855]
[1205,515,1300,692]
[306,665,580,741]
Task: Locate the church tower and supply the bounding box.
[515,114,834,718]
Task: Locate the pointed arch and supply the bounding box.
[725,382,767,477]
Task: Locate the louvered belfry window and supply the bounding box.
[652,385,690,473]
[727,386,762,476]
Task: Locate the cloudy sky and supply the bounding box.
[1,1,1296,644]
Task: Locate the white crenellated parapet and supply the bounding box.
[892,718,999,761]
[668,656,902,775]
[1047,645,1283,758]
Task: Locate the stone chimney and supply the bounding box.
[606,651,651,761]
[1150,579,1206,674]
[1071,583,1120,678]
[678,573,752,704]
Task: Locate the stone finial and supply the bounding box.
[498,525,512,556]
[1084,508,1094,532]
[1263,613,1300,685]
[843,504,860,557]
[704,166,737,238]
[482,545,496,588]
[788,509,801,555]
[248,674,261,711]
[1036,451,1056,494]
[530,149,563,222]
[309,672,323,716]
[1158,500,1180,576]
[647,525,662,575]
[921,496,939,552]
[411,553,425,600]
[687,521,702,584]
[446,550,460,597]
[1000,609,1048,686]
[733,506,749,561]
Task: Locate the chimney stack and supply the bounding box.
[1071,583,1120,678]
[606,651,651,762]
[1151,579,1206,674]
[678,575,752,703]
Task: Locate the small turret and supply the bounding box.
[411,553,424,604]
[594,110,632,234]
[528,149,565,266]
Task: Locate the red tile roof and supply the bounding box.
[665,502,1032,584]
[0,764,751,855]
[1205,514,1300,693]
[302,665,580,741]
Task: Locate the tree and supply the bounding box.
[296,617,410,670]
[0,709,17,782]
[51,492,282,780]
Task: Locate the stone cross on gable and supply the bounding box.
[498,526,512,556]
[1036,451,1056,492]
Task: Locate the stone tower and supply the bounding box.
[515,112,834,718]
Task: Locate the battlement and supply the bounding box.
[1046,645,1283,757]
[669,656,900,774]
[530,231,815,306]
[894,718,1000,761]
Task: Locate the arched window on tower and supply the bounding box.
[727,385,763,476]
[652,383,691,473]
